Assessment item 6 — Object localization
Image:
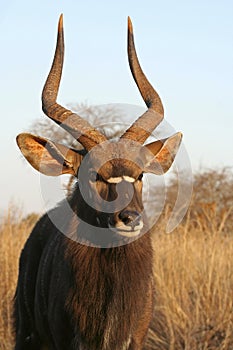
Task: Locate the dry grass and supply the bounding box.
[1,169,233,349]
[145,208,233,349]
[0,208,38,350]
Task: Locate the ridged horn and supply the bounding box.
[42,14,107,150]
[121,17,164,144]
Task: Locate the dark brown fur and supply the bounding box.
[13,181,154,350]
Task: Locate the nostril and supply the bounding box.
[133,214,141,227]
[119,210,141,228]
[119,211,131,225]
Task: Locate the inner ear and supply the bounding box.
[16,133,83,176]
[144,139,164,155]
[143,132,182,175]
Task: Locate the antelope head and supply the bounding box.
[17,15,182,243]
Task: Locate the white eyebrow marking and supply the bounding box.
[107,177,122,183]
[106,176,136,184]
[123,176,135,183]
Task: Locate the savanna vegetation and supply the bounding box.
[1,168,233,349]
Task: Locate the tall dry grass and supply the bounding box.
[0,208,38,350]
[1,169,233,349]
[145,206,233,349]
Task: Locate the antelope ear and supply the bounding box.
[144,132,182,175]
[16,133,83,176]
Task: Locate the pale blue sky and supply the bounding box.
[1,0,233,213]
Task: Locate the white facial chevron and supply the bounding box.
[107,176,135,184]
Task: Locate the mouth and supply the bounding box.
[108,221,143,238]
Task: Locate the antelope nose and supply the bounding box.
[118,210,141,229]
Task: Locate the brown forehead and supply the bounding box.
[98,159,142,180]
[88,141,144,180]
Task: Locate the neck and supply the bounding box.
[64,235,153,350]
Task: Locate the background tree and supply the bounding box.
[31,103,127,148]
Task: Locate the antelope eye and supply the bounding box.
[89,170,98,182]
[138,173,143,181]
[89,171,103,182]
